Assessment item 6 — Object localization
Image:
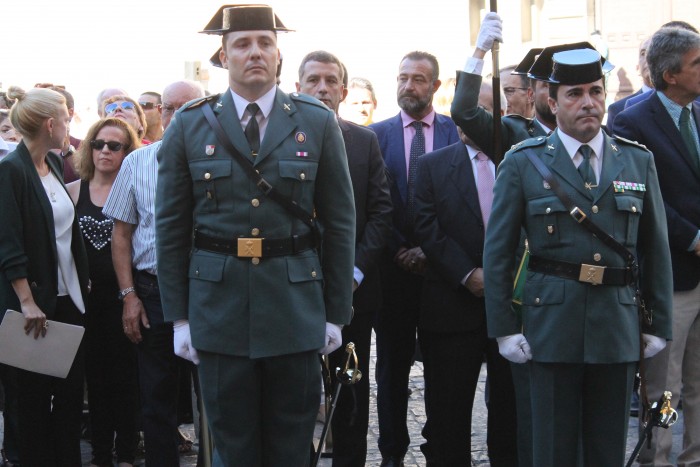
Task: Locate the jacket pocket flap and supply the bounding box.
[614,194,643,214]
[287,255,323,283]
[190,160,232,181]
[523,278,565,306]
[528,196,567,215]
[188,252,226,282]
[279,160,318,181]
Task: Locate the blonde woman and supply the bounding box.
[0,85,90,465]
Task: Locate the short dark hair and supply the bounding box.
[401,51,439,82]
[140,91,162,103]
[647,27,700,90]
[661,20,699,34]
[297,50,344,83]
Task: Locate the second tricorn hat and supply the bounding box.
[200,4,292,35]
[527,41,613,82]
[511,48,543,75]
[202,4,292,68]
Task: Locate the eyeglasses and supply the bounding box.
[503,87,529,96]
[161,104,181,115]
[105,101,136,114]
[138,102,159,110]
[90,139,124,151]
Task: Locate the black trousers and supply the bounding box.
[375,260,423,460]
[17,296,85,467]
[134,271,180,467]
[418,326,518,467]
[328,311,374,467]
[84,289,139,465]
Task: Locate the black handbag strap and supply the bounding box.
[523,148,635,266]
[201,102,320,240]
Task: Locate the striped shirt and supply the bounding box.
[103,141,160,274]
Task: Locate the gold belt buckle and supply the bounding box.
[579,263,605,285]
[237,238,263,258]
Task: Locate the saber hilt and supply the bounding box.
[336,342,362,386]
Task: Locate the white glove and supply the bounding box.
[173,319,200,365]
[496,333,532,363]
[319,322,343,355]
[642,333,666,359]
[476,12,503,52]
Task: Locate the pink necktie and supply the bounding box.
[476,152,494,229]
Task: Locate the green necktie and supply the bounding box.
[577,144,596,187]
[680,106,700,171]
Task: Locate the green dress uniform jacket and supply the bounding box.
[484,131,672,363]
[0,142,90,317]
[155,88,356,359]
[451,71,547,158]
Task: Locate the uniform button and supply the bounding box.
[311,270,317,278]
[592,205,599,213]
[593,253,602,262]
[251,257,260,265]
[204,172,211,180]
[300,172,306,180]
[251,198,260,207]
[545,207,551,214]
[632,206,637,213]
[251,228,260,236]
[535,298,541,304]
[195,268,200,276]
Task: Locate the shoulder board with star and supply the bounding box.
[180,94,220,112]
[611,134,648,150]
[509,135,547,152]
[289,92,332,111]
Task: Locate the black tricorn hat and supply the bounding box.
[512,48,543,75]
[203,4,292,68]
[549,49,604,85]
[527,41,613,82]
[200,4,292,35]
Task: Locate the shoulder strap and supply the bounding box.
[200,103,321,240]
[522,148,635,265]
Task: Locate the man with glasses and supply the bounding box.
[138,92,163,142]
[500,65,534,117]
[104,80,205,467]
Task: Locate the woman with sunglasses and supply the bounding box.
[102,95,150,144]
[0,85,90,465]
[66,118,142,467]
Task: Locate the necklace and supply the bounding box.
[43,171,57,203]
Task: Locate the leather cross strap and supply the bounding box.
[201,102,321,244]
[522,148,636,265]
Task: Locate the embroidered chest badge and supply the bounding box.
[205,145,215,156]
[295,132,307,144]
[613,180,646,193]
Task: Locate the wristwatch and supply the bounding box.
[118,286,136,301]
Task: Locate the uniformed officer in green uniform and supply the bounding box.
[154,5,355,466]
[484,48,673,467]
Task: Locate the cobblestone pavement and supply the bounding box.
[1,332,683,466]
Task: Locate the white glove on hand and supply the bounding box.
[173,319,200,365]
[476,12,503,52]
[642,334,666,359]
[497,333,532,363]
[319,322,343,355]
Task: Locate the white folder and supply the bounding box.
[0,309,85,378]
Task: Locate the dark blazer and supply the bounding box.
[369,111,458,254]
[414,142,486,333]
[155,89,356,359]
[605,89,643,134]
[0,142,90,318]
[338,118,392,314]
[484,131,673,363]
[613,92,700,291]
[451,71,547,159]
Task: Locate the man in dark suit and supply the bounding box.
[605,37,653,134]
[414,80,517,467]
[369,51,459,467]
[613,26,700,467]
[296,50,393,467]
[485,48,673,467]
[155,6,356,466]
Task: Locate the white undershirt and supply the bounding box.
[40,171,85,313]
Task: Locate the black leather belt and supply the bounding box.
[528,255,634,286]
[194,231,316,258]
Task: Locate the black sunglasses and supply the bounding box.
[138,102,159,110]
[90,139,124,151]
